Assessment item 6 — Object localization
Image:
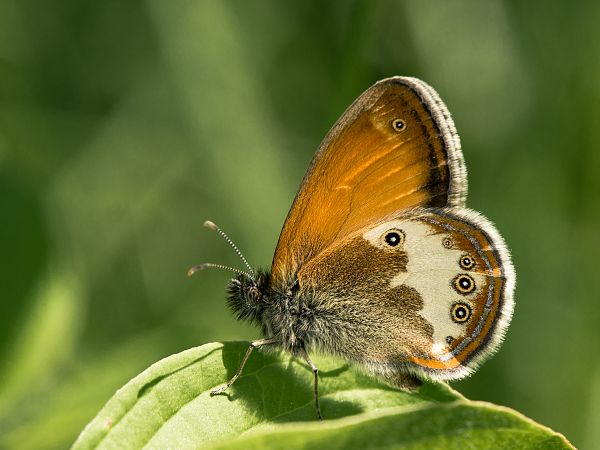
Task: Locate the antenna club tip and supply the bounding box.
[203,220,217,230]
[187,264,206,277]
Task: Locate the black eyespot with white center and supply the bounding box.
[442,237,453,249]
[382,229,405,247]
[392,118,406,132]
[451,303,471,323]
[453,274,476,294]
[460,254,475,270]
[446,336,454,345]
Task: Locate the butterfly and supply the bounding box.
[190,76,515,419]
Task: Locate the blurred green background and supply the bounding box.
[1,1,598,448]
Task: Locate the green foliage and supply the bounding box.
[73,342,572,450]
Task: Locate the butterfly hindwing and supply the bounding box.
[297,207,514,381]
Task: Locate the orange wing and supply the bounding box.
[271,77,467,285]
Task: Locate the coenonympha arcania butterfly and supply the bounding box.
[189,76,515,419]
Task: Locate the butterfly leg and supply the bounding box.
[210,338,277,395]
[300,344,323,420]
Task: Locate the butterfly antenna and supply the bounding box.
[187,263,253,280]
[202,220,256,280]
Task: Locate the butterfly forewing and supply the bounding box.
[272,77,467,286]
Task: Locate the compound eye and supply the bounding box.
[247,286,261,300]
[451,303,471,323]
[383,229,405,247]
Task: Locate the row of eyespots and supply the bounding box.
[443,237,477,325]
[385,233,477,329]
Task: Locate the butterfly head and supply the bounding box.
[227,269,270,325]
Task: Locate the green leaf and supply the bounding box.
[72,342,573,450]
